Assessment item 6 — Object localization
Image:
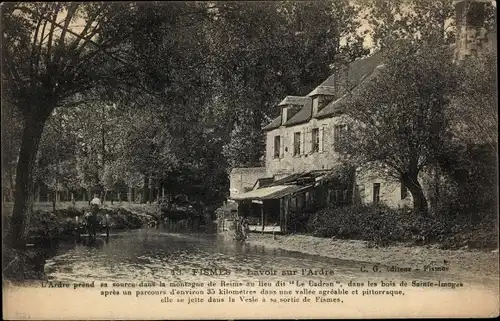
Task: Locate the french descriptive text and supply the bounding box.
[39,268,464,305]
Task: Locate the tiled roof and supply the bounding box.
[315,96,345,119]
[263,96,312,131]
[284,98,312,126]
[307,85,336,97]
[262,115,281,131]
[316,53,386,119]
[346,52,384,89]
[278,96,310,106]
[316,51,384,90]
[263,51,385,130]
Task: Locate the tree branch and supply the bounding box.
[45,5,60,72]
[55,3,78,71]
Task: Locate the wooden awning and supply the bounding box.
[230,184,312,201]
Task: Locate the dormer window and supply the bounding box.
[282,104,302,124]
[288,104,301,120]
[278,96,309,124]
[318,95,333,111]
[312,95,334,115]
[281,107,288,125]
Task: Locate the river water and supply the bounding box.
[45,229,366,283]
[44,228,497,291]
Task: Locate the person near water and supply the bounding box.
[90,193,102,214]
[242,217,250,239]
[87,193,102,238]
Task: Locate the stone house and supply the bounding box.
[228,0,495,233]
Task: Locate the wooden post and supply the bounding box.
[286,197,291,234]
[279,198,283,232]
[261,204,264,234]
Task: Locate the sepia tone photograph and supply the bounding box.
[2,0,498,319]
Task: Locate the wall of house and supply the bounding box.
[356,166,444,210]
[355,168,409,208]
[229,167,269,198]
[264,114,427,209]
[265,114,351,177]
[264,114,444,209]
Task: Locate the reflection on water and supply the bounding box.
[44,229,497,290]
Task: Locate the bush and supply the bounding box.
[307,204,408,246]
[307,204,498,248]
[103,208,148,229]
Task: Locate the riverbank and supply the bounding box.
[2,204,157,282]
[244,233,500,279]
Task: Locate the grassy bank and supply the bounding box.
[2,202,158,282]
[2,203,157,243]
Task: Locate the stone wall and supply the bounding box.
[264,115,418,209]
[229,167,269,198]
[265,114,350,176]
[355,168,410,209]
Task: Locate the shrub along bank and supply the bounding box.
[11,207,152,244]
[306,204,498,249]
[2,206,154,282]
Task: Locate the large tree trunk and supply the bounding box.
[9,169,15,202]
[7,115,47,249]
[402,174,428,215]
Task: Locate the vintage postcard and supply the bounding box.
[2,0,498,319]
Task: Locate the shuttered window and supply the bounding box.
[274,136,280,158]
[293,132,301,156]
[300,129,305,155]
[280,134,285,158]
[312,128,319,153]
[319,126,325,152]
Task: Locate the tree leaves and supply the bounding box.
[340,39,459,212]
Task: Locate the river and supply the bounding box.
[45,228,370,283]
[2,228,496,319]
[43,228,497,291]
